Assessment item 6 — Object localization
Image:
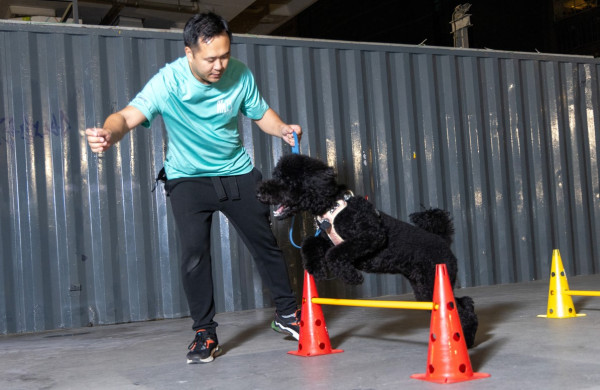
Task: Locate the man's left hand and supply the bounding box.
[281,124,302,146]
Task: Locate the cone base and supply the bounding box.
[411,371,490,384]
[537,313,586,318]
[288,349,344,357]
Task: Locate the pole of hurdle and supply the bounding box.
[565,290,600,297]
[312,297,437,310]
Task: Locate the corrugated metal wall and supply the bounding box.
[1,21,600,335]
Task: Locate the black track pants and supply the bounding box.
[166,168,297,332]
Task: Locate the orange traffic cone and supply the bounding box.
[411,264,490,383]
[289,270,343,357]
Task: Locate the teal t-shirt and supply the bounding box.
[129,56,269,179]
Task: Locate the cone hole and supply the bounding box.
[550,289,555,296]
[551,272,556,277]
[428,364,435,374]
[430,333,437,342]
[549,309,554,314]
[300,320,305,327]
[561,271,565,276]
[315,319,322,326]
[302,298,307,303]
[298,343,303,351]
[319,342,326,350]
[569,308,573,313]
[447,301,455,311]
[459,364,467,373]
[453,332,461,341]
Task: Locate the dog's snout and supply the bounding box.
[256,181,275,204]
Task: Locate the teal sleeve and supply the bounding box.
[240,68,269,120]
[129,73,169,128]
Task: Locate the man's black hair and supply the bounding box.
[183,12,232,49]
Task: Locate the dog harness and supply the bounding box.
[316,191,354,245]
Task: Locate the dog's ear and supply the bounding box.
[273,153,308,181]
[304,166,338,196]
[299,166,340,214]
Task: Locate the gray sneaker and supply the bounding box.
[271,310,301,340]
[186,329,222,364]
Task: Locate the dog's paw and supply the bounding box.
[456,296,478,348]
[303,257,328,280]
[339,270,364,285]
[301,236,331,279]
[325,251,364,284]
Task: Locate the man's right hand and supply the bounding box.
[85,127,113,153]
[84,107,147,153]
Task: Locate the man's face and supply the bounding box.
[185,32,231,85]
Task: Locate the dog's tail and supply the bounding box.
[409,208,455,245]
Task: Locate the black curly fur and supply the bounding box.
[257,154,479,348]
[409,208,455,245]
[258,155,347,218]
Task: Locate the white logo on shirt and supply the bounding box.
[216,99,233,114]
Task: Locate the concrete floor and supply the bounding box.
[2,274,600,390]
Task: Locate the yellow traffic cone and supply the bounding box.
[538,249,586,319]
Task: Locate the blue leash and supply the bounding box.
[288,132,320,249]
[291,131,300,155]
[289,219,302,249]
[289,220,321,249]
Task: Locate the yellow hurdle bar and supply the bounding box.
[565,290,600,297]
[311,297,436,310]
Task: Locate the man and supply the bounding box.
[85,12,301,364]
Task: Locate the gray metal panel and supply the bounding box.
[1,21,600,334]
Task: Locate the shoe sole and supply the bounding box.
[186,345,223,364]
[271,320,299,341]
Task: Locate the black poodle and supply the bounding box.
[257,153,478,348]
